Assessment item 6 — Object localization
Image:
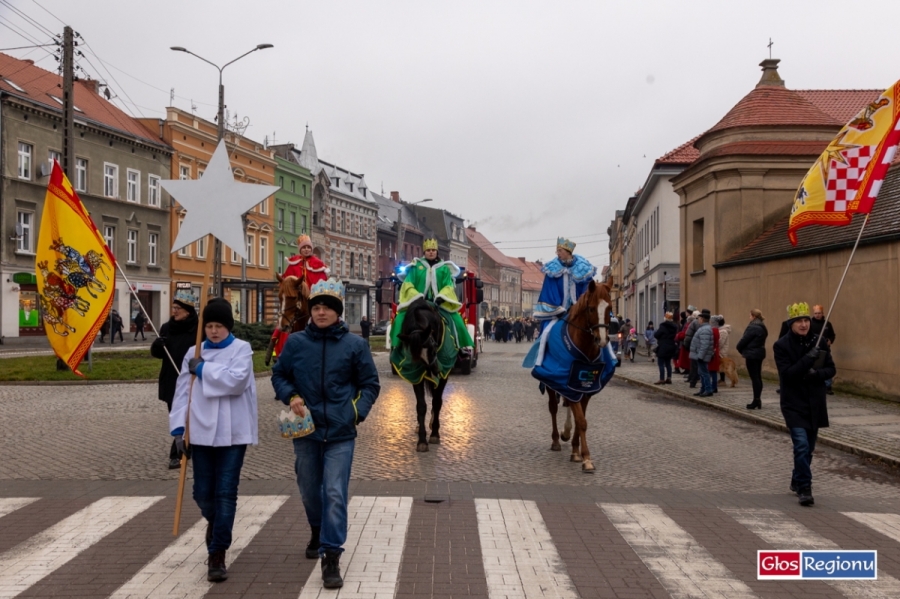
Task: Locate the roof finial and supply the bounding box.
[768,37,773,59]
[757,54,784,88]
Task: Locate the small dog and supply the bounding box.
[720,356,739,388]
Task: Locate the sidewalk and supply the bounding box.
[614,354,900,468]
[0,334,156,358]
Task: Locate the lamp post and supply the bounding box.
[170,43,273,298]
[397,198,432,263]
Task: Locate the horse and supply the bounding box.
[265,273,310,365]
[396,298,449,453]
[539,278,615,473]
[39,295,76,336]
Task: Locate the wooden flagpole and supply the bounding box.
[173,237,215,536]
[814,214,870,351]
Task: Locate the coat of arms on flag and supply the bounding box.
[35,161,115,376]
[789,81,900,245]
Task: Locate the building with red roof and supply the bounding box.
[672,57,898,394]
[0,53,173,340]
[466,226,523,318]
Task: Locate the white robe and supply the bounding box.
[170,338,258,447]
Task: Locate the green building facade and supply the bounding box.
[272,151,313,275]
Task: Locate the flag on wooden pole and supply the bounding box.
[789,81,900,245]
[35,161,115,376]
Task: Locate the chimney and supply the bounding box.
[81,78,102,94]
[757,58,784,88]
[390,191,400,203]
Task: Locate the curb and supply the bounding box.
[619,374,900,470]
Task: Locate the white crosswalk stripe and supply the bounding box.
[601,503,758,599]
[842,511,900,545]
[109,495,289,599]
[299,495,412,599]
[0,498,38,520]
[0,496,163,599]
[726,508,900,598]
[477,498,578,599]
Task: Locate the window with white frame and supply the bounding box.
[103,225,115,253]
[259,198,268,215]
[301,214,307,234]
[127,230,138,263]
[126,169,140,203]
[16,210,33,253]
[246,234,255,265]
[277,250,284,273]
[177,219,190,257]
[259,236,268,266]
[148,232,158,265]
[17,142,32,179]
[289,212,296,234]
[196,235,207,259]
[277,207,284,230]
[290,180,295,193]
[179,165,190,180]
[148,175,160,207]
[103,163,118,198]
[48,150,61,171]
[198,169,204,178]
[75,158,88,192]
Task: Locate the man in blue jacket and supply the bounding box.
[271,278,380,589]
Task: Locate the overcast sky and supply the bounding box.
[4,0,900,263]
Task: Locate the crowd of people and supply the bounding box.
[482,316,538,343]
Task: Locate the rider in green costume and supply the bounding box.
[390,238,474,383]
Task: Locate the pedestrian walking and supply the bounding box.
[774,302,836,507]
[359,315,371,339]
[736,308,768,409]
[626,328,638,361]
[169,297,258,583]
[689,309,714,396]
[483,318,492,342]
[271,279,380,589]
[644,321,656,360]
[810,304,836,395]
[151,291,199,469]
[513,318,524,343]
[653,312,678,384]
[111,309,124,342]
[133,309,147,341]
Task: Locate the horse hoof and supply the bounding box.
[560,432,571,442]
[570,454,582,463]
[429,435,440,445]
[582,461,595,473]
[551,442,561,451]
[416,442,429,453]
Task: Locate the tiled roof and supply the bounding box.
[717,164,900,267]
[465,227,522,270]
[796,89,882,124]
[0,53,166,147]
[467,256,498,285]
[706,86,840,134]
[699,140,828,161]
[513,257,544,291]
[657,135,701,164]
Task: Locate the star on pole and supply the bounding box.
[161,139,279,259]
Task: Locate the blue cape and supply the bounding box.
[534,255,597,320]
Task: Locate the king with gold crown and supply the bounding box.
[533,236,597,322]
[390,238,473,362]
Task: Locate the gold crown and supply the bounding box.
[296,234,313,249]
[423,238,439,251]
[787,302,810,320]
[557,237,576,253]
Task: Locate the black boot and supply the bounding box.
[798,487,815,507]
[305,526,321,559]
[207,550,228,582]
[746,400,761,410]
[321,550,343,588]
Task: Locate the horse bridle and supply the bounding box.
[560,310,615,346]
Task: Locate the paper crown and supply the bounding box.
[173,288,198,309]
[423,238,439,251]
[309,278,345,302]
[296,234,313,250]
[557,237,576,253]
[787,302,811,320]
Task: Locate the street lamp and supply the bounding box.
[170,43,273,297]
[397,198,432,262]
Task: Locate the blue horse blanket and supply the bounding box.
[526,320,616,402]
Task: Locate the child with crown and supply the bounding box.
[283,234,329,285]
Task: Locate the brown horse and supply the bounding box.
[265,274,310,364]
[544,278,615,473]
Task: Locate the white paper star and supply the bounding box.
[161,139,279,260]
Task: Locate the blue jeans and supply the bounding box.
[293,438,355,554]
[657,356,671,380]
[191,444,247,554]
[697,360,712,393]
[790,428,818,489]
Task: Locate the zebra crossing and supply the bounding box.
[0,494,899,598]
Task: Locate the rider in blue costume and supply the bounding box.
[534,237,597,326]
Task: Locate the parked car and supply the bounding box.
[371,320,389,336]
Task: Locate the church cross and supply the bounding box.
[768,38,774,59]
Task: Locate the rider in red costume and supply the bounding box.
[268,235,330,364]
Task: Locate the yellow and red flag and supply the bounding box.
[789,81,900,245]
[35,161,116,376]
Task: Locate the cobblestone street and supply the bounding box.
[1,340,900,598]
